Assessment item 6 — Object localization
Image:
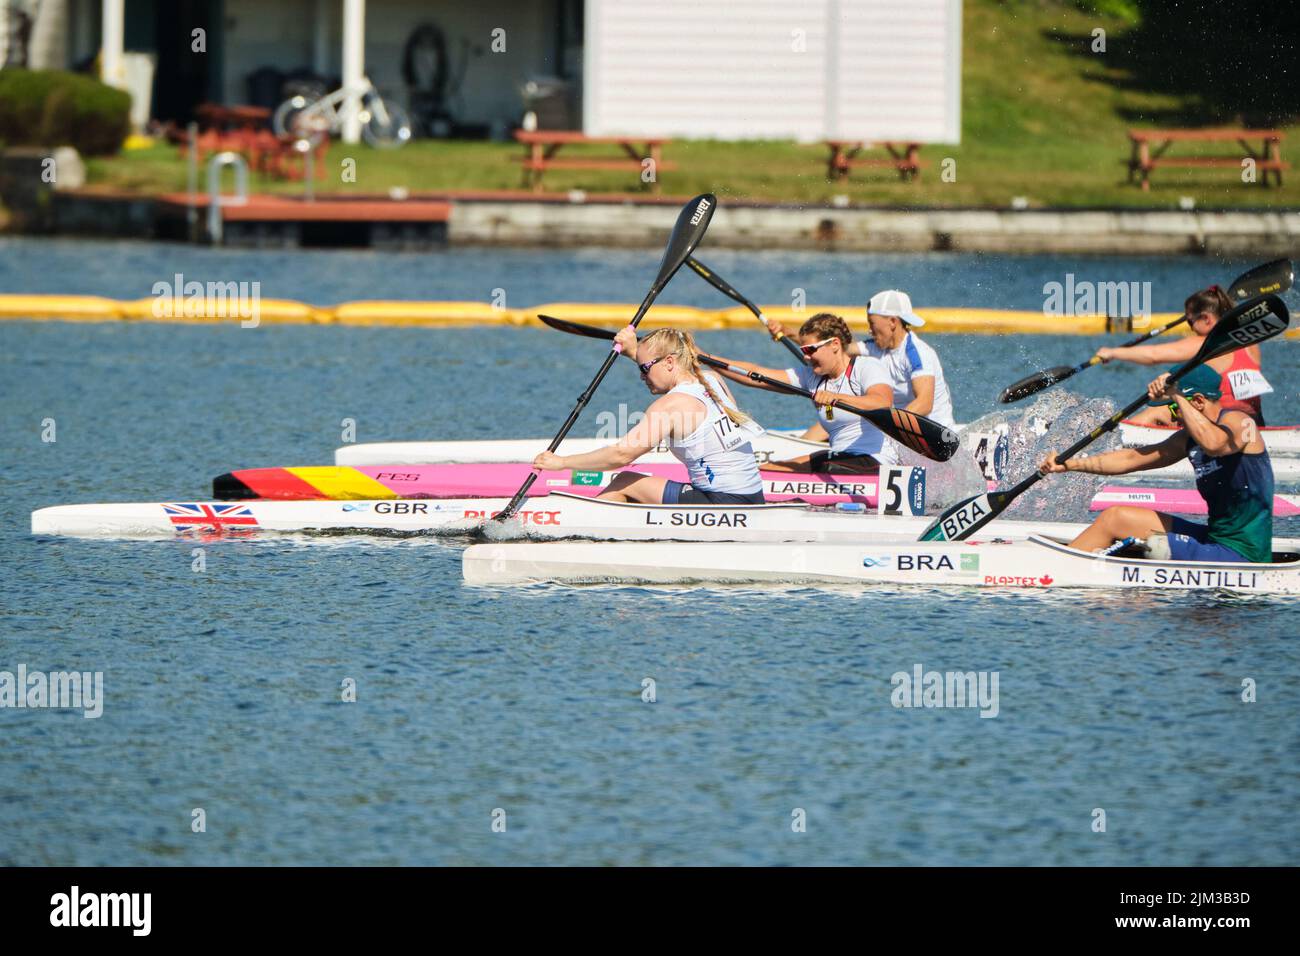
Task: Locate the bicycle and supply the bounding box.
[272,77,412,148]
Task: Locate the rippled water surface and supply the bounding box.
[2,239,1299,865]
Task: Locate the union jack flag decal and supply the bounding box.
[163,502,260,534]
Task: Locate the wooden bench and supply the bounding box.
[513,131,675,193]
[825,141,924,182]
[1127,128,1286,191]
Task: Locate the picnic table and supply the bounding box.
[1127,128,1286,190]
[512,131,675,193]
[825,141,924,182]
[182,104,327,181]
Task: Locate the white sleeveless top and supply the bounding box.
[666,380,764,494]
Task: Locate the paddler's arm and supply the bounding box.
[1095,335,1200,366]
[530,393,686,471]
[801,422,829,442]
[906,375,936,417]
[1177,400,1255,457]
[1039,433,1189,476]
[698,353,794,392]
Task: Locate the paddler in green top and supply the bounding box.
[1040,363,1274,563]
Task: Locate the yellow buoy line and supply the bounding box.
[0,293,1281,336]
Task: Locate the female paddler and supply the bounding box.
[531,326,766,504]
[1094,285,1271,426]
[1040,364,1274,563]
[705,312,896,473]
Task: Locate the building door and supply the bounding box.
[127,0,223,125]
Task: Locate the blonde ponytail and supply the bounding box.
[639,328,751,426]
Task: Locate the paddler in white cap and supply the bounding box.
[852,289,955,428]
[766,289,954,429]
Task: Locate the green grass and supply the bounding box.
[84,0,1300,209]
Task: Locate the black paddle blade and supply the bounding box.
[1228,258,1293,301]
[998,365,1079,404]
[651,194,716,296]
[537,313,615,341]
[1197,293,1290,363]
[869,409,961,462]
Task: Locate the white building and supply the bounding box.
[6,0,959,145]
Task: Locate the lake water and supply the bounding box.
[2,238,1298,865]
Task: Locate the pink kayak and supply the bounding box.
[213,462,909,507]
[1093,486,1300,518]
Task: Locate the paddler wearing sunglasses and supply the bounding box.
[1039,364,1274,563]
[531,326,766,505]
[1094,285,1271,426]
[703,312,896,473]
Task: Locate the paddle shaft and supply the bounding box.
[501,289,663,514]
[687,257,809,365]
[703,355,885,424]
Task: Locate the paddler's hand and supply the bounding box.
[1039,452,1069,475]
[613,325,639,359]
[1147,372,1175,402]
[810,389,840,408]
[1094,348,1115,364]
[766,318,787,341]
[533,451,565,471]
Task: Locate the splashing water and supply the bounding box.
[964,390,1122,522]
[895,443,986,513]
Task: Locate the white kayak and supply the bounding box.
[29,493,1098,543]
[463,535,1300,595]
[1120,420,1300,455]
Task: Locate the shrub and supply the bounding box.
[0,69,131,156]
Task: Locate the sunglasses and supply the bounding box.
[1167,402,1180,421]
[638,355,666,375]
[799,338,835,358]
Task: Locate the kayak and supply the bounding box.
[29,493,1095,542]
[1093,485,1300,518]
[1120,420,1300,455]
[214,462,928,508]
[32,493,1300,547]
[462,535,1300,594]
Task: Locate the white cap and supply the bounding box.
[867,289,925,327]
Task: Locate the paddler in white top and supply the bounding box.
[707,312,896,473]
[531,326,766,505]
[853,289,954,427]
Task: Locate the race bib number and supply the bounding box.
[877,466,927,516]
[1226,369,1273,400]
[712,416,762,452]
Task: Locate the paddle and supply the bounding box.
[922,293,1290,541]
[685,257,809,365]
[998,258,1294,403]
[537,313,960,462]
[494,193,717,521]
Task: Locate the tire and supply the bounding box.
[273,95,329,146]
[360,98,413,148]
